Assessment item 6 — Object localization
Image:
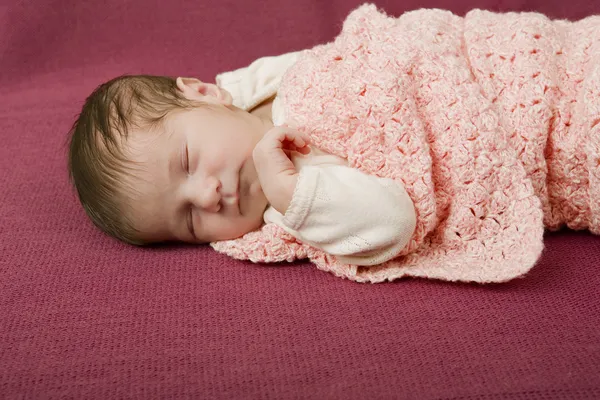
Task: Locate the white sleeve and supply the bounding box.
[215,51,301,111]
[263,165,417,266]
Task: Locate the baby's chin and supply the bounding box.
[211,215,264,243]
[239,168,268,220]
[240,189,269,233]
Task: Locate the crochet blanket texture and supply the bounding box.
[212,4,600,283]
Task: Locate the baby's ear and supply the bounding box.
[175,77,232,105]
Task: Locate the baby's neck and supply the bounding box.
[249,96,275,122]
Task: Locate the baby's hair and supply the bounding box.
[68,75,197,244]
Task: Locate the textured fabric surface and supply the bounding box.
[1,0,599,399]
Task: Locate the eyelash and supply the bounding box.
[185,144,195,237]
[188,209,195,238]
[185,145,190,173]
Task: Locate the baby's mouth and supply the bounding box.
[221,178,240,215]
[238,156,261,216]
[235,175,242,216]
[237,162,246,216]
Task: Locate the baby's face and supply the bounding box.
[122,104,271,243]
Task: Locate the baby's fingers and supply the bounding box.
[267,127,311,149]
[293,131,312,149]
[282,131,311,153]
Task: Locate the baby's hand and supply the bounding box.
[253,126,311,214]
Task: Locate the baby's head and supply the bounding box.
[68,75,270,245]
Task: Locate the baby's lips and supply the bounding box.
[249,179,263,196]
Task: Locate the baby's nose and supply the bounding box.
[197,177,222,212]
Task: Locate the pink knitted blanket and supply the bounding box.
[212,5,600,283]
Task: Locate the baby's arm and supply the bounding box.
[255,129,416,266]
[268,165,416,266]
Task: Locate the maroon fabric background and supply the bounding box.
[1,0,599,398]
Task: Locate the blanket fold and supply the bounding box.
[212,4,600,283]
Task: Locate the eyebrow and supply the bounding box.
[178,142,198,241]
[164,136,191,242]
[163,121,179,181]
[167,142,181,182]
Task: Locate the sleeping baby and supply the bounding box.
[68,4,600,283]
[68,53,417,266]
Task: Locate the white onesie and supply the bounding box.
[216,52,417,266]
